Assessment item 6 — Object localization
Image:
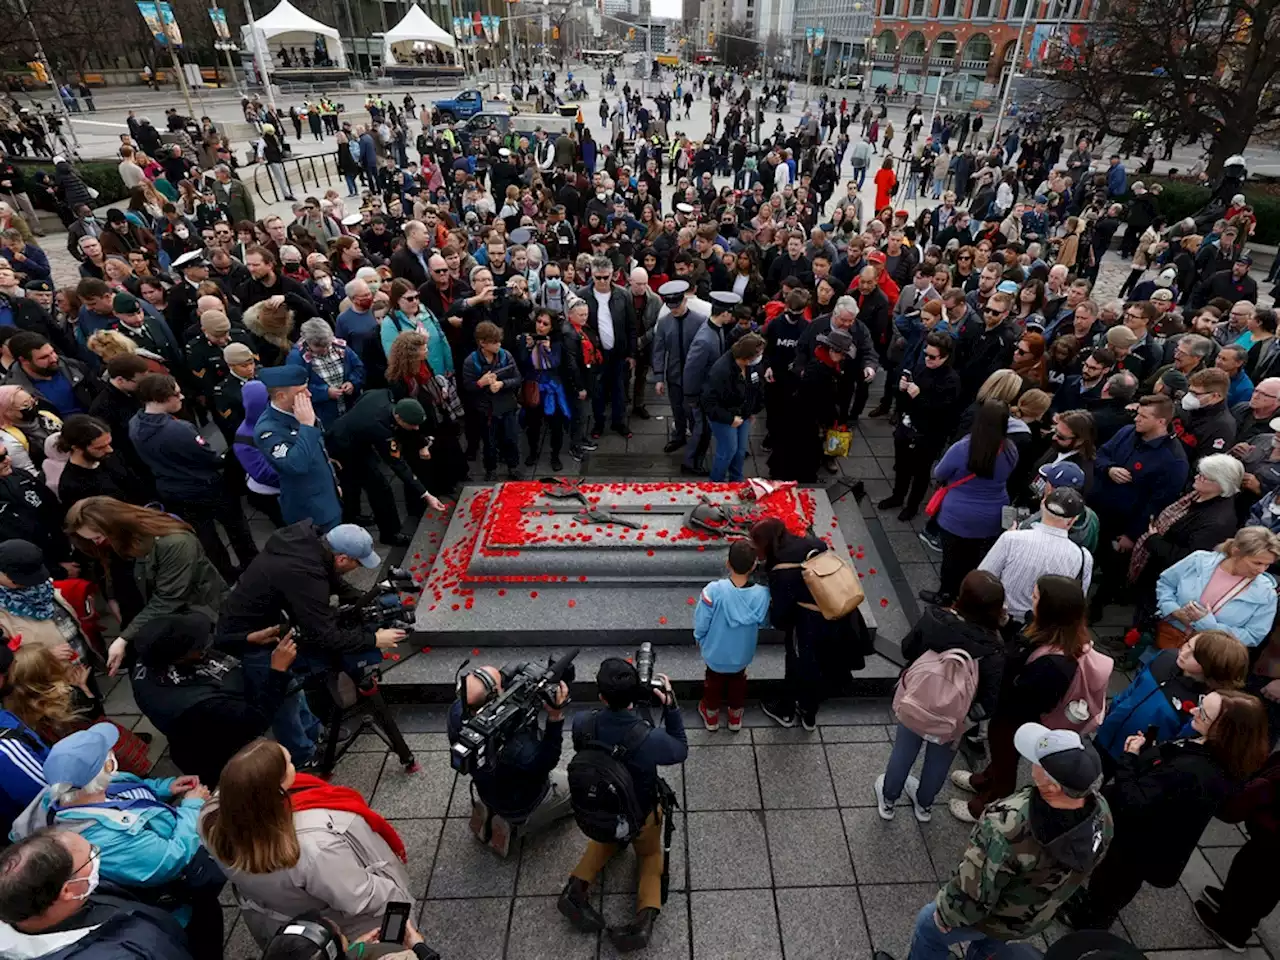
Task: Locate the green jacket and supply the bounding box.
[935,787,1113,940]
[124,531,227,641]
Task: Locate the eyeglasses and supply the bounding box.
[924,352,943,360]
[1124,311,1145,320]
[401,293,419,301]
[71,844,100,879]
[958,255,973,261]
[1013,346,1029,355]
[983,307,1003,316]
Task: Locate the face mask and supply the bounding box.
[749,355,763,366]
[68,854,100,901]
[175,227,189,239]
[546,278,560,290]
[1181,394,1202,411]
[597,192,607,201]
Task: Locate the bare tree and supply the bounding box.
[1039,0,1280,175]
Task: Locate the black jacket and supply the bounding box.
[1103,738,1232,887]
[326,389,427,499]
[35,893,193,960]
[995,635,1077,726]
[131,651,289,786]
[218,521,376,658]
[58,454,149,509]
[901,605,1005,719]
[233,272,318,321]
[702,352,764,425]
[447,699,563,817]
[389,246,430,287]
[955,316,1019,398]
[794,315,878,377]
[1172,399,1237,467]
[851,287,893,352]
[1141,495,1239,573]
[129,412,223,502]
[0,471,68,567]
[576,284,637,358]
[88,385,152,483]
[901,360,962,446]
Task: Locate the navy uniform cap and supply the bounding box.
[658,279,690,303]
[258,366,309,388]
[709,291,743,311]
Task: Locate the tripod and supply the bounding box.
[308,663,419,776]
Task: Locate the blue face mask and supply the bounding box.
[546,278,561,290]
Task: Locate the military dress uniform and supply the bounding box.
[254,366,342,532]
[185,330,257,397]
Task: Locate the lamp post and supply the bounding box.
[243,0,279,114]
[991,0,1035,146]
[12,0,80,155]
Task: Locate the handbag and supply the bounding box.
[823,425,852,458]
[1155,574,1257,650]
[924,473,975,519]
[520,379,541,408]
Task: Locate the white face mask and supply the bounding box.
[68,854,100,901]
[174,227,189,239]
[1181,394,1202,411]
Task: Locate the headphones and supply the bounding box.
[454,659,499,713]
[263,920,341,960]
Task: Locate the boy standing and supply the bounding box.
[695,540,771,732]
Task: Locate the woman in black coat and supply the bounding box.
[750,516,873,731]
[1062,689,1270,931]
[878,330,961,521]
[768,325,851,483]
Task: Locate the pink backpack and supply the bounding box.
[1028,644,1113,735]
[893,649,980,744]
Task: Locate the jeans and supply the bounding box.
[267,162,295,199]
[482,410,520,471]
[883,723,957,808]
[344,174,358,195]
[709,418,751,480]
[852,165,867,188]
[241,648,321,763]
[908,902,1041,960]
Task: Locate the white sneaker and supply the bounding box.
[950,769,976,793]
[873,774,895,820]
[949,798,978,823]
[903,775,931,822]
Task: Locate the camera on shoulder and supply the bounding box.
[450,649,578,776]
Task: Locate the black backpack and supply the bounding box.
[567,713,650,845]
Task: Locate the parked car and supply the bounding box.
[827,74,865,90]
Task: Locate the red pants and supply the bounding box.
[702,668,748,711]
[967,715,1021,818]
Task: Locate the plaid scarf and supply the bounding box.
[1128,492,1196,583]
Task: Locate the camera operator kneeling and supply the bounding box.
[558,658,688,953]
[447,665,573,857]
[218,521,406,767]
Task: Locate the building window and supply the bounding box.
[1010,0,1030,16]
[974,0,992,16]
[940,0,957,15]
[909,0,926,16]
[882,0,897,15]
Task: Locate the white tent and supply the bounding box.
[382,3,457,64]
[241,0,347,69]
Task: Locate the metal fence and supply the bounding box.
[249,152,341,205]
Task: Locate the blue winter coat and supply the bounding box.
[285,340,365,427]
[1156,550,1278,648]
[1094,650,1199,758]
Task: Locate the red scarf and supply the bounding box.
[288,773,407,862]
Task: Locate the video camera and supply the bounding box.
[450,649,579,776]
[338,566,418,632]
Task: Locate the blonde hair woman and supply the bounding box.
[0,384,58,475]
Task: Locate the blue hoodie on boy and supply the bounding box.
[694,578,771,674]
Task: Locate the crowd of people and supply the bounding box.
[0,58,1275,960]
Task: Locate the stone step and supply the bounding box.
[374,642,901,704]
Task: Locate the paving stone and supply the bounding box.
[815,699,893,724]
[775,886,869,960]
[507,895,599,960]
[372,758,456,818]
[821,724,890,743]
[843,807,937,883]
[519,816,598,896]
[918,804,979,881]
[1121,884,1218,950]
[602,811,687,893]
[901,561,941,599]
[686,810,770,890]
[824,741,894,806]
[683,745,761,810]
[387,704,453,732]
[750,726,820,744]
[886,530,931,564]
[223,913,260,960]
[390,818,444,899]
[426,819,520,899]
[327,751,385,798]
[417,897,511,960]
[351,732,453,752]
[689,889,782,960]
[1198,819,1245,847]
[103,678,138,715]
[765,809,855,886]
[1179,848,1222,903]
[754,744,836,808]
[684,727,752,746]
[1199,846,1234,883]
[601,892,691,959]
[858,882,939,954]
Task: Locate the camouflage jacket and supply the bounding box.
[935,787,1113,939]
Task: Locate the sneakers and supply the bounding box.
[1193,898,1247,953]
[948,798,978,823]
[950,769,976,792]
[903,775,931,822]
[570,447,585,462]
[799,709,817,732]
[580,438,599,451]
[918,528,943,553]
[726,707,744,732]
[1200,885,1223,911]
[877,496,905,510]
[760,700,796,728]
[698,700,720,731]
[873,774,895,820]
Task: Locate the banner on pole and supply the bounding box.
[136,2,167,45]
[814,25,824,54]
[805,27,814,53]
[157,2,184,47]
[208,7,229,39]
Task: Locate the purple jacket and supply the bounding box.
[232,381,279,488]
[932,435,1019,539]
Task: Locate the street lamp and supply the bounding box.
[991,0,1035,145]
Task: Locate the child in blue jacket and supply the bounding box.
[695,540,771,732]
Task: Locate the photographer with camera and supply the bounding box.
[559,655,688,954]
[446,663,573,857]
[217,521,406,767]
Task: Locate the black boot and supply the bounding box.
[557,877,604,933]
[607,907,659,952]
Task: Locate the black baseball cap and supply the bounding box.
[0,540,49,587]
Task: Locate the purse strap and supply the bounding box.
[944,473,976,493]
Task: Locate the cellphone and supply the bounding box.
[1144,724,1160,746]
[900,370,913,382]
[379,902,411,945]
